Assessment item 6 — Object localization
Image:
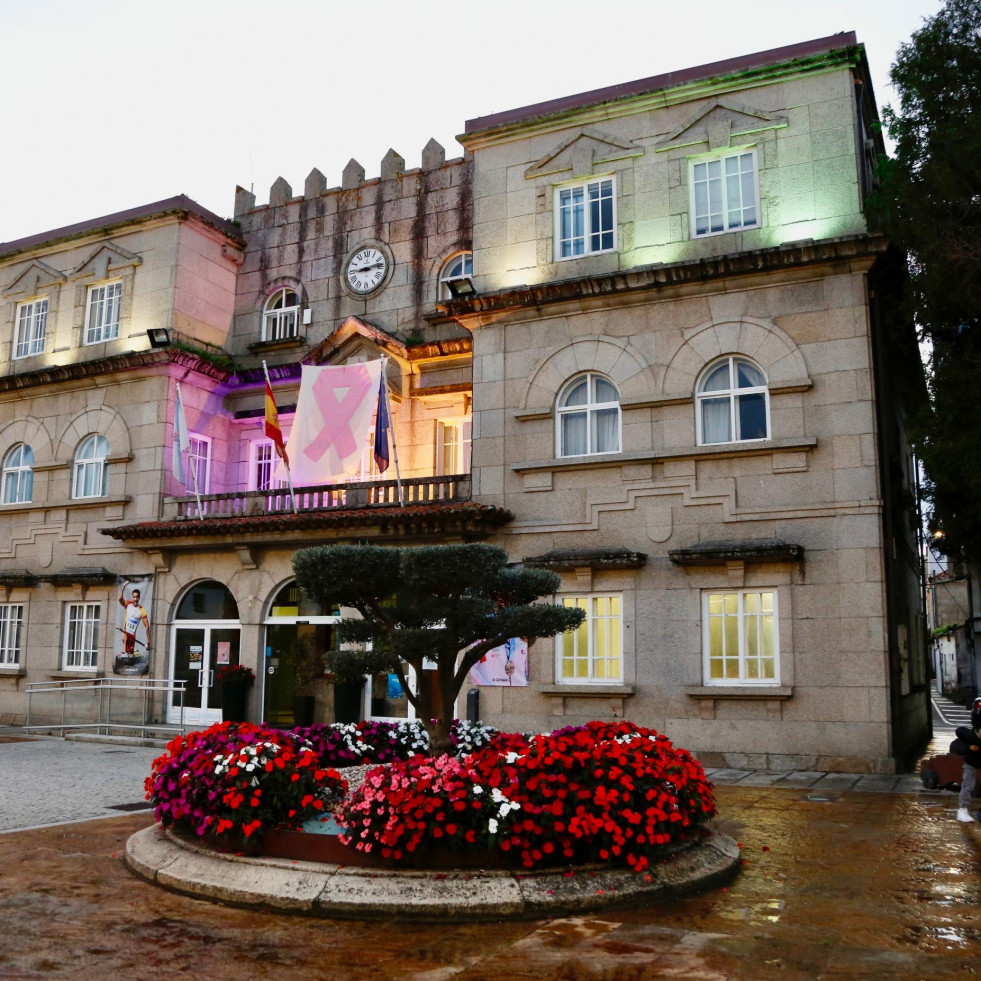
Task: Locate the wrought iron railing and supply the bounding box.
[166,473,472,520]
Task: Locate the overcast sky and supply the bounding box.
[0,0,942,245]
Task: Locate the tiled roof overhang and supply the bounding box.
[100,502,513,545]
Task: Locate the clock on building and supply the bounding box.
[345,247,388,294]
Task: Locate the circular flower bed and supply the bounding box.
[339,720,716,872]
[146,722,347,843]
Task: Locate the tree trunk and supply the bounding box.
[423,661,457,756]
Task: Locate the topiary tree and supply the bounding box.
[292,543,586,755]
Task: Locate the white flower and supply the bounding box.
[487,818,499,835]
[473,785,483,795]
[505,752,520,764]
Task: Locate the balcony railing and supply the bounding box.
[166,473,472,521]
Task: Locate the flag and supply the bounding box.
[275,360,383,486]
[173,385,191,488]
[373,371,390,474]
[264,379,289,466]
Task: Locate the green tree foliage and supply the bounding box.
[292,543,586,754]
[872,0,981,559]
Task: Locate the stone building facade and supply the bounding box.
[0,34,929,772]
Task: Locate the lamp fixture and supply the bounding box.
[446,276,477,298]
[147,327,172,348]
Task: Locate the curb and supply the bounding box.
[125,824,742,921]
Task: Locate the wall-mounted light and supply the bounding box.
[147,328,172,348]
[446,277,477,298]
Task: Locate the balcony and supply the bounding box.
[100,474,513,549]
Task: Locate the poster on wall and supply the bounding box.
[113,575,153,676]
[216,642,231,665]
[469,638,529,687]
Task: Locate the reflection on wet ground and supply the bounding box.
[0,784,978,980]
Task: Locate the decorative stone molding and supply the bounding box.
[669,539,804,566]
[524,547,647,571]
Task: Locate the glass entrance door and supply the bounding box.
[168,624,241,727]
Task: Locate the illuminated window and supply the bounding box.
[689,149,759,237]
[63,602,100,669]
[84,282,122,344]
[0,604,23,665]
[188,434,211,493]
[2,443,34,504]
[555,177,616,259]
[435,419,472,475]
[250,440,288,492]
[556,372,620,457]
[14,298,48,358]
[72,435,109,498]
[262,288,300,341]
[696,356,768,445]
[703,590,778,685]
[438,252,473,299]
[556,594,622,683]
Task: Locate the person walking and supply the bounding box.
[954,696,981,822]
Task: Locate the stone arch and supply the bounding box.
[261,277,307,309]
[661,318,808,400]
[56,406,132,462]
[0,417,54,466]
[522,336,654,411]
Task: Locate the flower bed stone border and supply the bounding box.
[125,823,742,921]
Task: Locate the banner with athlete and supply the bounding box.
[114,575,153,676]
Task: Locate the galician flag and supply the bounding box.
[264,379,288,466]
[172,385,191,488]
[275,360,383,486]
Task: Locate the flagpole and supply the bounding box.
[175,382,204,521]
[262,361,298,515]
[380,356,404,508]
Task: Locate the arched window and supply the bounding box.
[72,435,109,499]
[1,444,34,504]
[696,356,769,445]
[262,287,300,341]
[438,252,473,299]
[556,372,621,457]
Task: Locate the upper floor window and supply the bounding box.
[262,288,300,342]
[63,602,100,670]
[14,298,48,359]
[438,252,473,299]
[555,177,616,259]
[2,443,34,504]
[703,590,778,685]
[557,372,621,457]
[690,150,759,237]
[696,356,768,445]
[189,434,211,494]
[250,439,288,492]
[435,419,472,475]
[556,594,622,684]
[84,282,122,344]
[72,434,109,499]
[0,604,23,666]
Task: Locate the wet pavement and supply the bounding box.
[1,781,979,978]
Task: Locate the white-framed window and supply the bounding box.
[556,594,622,683]
[249,439,288,492]
[696,356,769,445]
[0,604,23,666]
[188,434,211,494]
[1,443,34,504]
[63,602,100,669]
[435,419,472,475]
[556,372,621,457]
[84,282,122,344]
[72,434,109,499]
[438,252,473,299]
[555,176,616,259]
[14,298,48,359]
[689,149,759,238]
[356,428,383,481]
[262,287,300,342]
[703,590,778,685]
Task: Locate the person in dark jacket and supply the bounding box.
[952,696,981,822]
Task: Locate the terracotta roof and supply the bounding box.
[465,33,858,134]
[100,502,513,542]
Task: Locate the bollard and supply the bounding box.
[466,687,480,724]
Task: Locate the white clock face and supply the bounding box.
[346,247,387,294]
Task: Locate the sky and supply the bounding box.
[0,0,943,245]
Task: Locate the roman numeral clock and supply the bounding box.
[345,246,389,295]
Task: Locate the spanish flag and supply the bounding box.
[264,380,289,466]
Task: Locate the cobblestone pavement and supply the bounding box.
[0,736,159,833]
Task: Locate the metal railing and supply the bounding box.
[167,473,472,520]
[24,676,187,739]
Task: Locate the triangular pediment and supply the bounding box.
[70,242,142,281]
[524,127,644,180]
[656,101,788,152]
[304,316,408,368]
[2,259,66,298]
